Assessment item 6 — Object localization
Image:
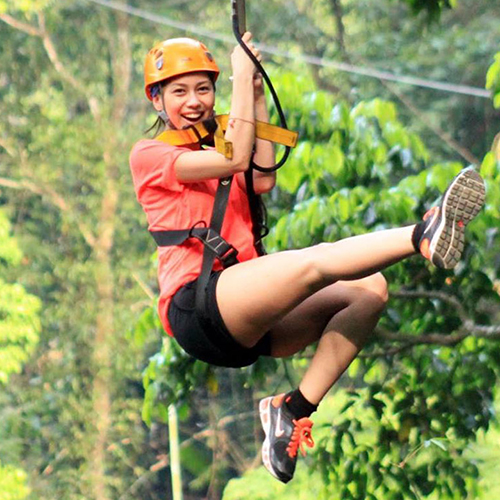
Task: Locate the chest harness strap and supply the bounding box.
[149,115,297,320]
[155,114,298,159]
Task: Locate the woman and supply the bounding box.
[129,34,485,483]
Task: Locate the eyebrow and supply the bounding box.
[168,80,212,89]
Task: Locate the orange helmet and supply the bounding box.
[144,38,220,100]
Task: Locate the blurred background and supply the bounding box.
[1,0,500,498]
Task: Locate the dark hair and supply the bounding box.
[145,116,164,137]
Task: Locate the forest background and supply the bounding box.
[1,0,500,499]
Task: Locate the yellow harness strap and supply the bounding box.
[155,114,298,159]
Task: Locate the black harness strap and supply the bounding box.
[194,176,235,318]
[244,168,268,256]
[150,226,238,265]
[150,176,238,319]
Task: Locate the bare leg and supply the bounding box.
[268,275,388,404]
[299,284,386,404]
[216,225,415,348]
[253,167,486,484]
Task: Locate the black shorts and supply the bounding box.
[167,271,271,368]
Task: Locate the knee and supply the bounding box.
[359,273,389,311]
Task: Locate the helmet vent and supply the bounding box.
[153,49,164,70]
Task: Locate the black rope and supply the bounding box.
[231,0,291,173]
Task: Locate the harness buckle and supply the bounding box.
[190,225,239,268]
[219,245,239,267]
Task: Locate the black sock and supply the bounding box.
[411,221,426,253]
[284,389,318,419]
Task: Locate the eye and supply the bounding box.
[172,88,185,95]
[198,85,211,93]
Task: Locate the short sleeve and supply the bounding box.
[129,140,191,194]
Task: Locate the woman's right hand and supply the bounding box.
[231,32,262,78]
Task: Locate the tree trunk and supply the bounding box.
[89,6,130,498]
[328,0,348,59]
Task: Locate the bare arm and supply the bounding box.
[174,33,258,182]
[236,66,276,194]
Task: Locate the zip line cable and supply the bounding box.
[85,0,491,99]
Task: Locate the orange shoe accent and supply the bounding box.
[458,220,464,228]
[272,394,285,408]
[420,238,431,260]
[423,206,438,221]
[286,418,314,458]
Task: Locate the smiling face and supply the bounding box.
[153,71,215,129]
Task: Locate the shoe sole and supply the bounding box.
[430,167,485,269]
[259,397,280,481]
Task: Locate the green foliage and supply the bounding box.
[468,398,500,499]
[262,70,500,498]
[0,0,54,15]
[0,462,30,500]
[0,212,40,384]
[142,333,214,426]
[1,0,499,498]
[0,212,22,266]
[0,279,41,383]
[0,3,162,499]
[141,303,279,425]
[266,71,428,251]
[486,52,500,108]
[0,214,36,500]
[223,465,322,500]
[399,0,456,20]
[135,65,500,499]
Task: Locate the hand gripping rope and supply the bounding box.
[150,0,298,321]
[231,0,292,172]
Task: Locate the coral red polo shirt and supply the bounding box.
[129,139,258,336]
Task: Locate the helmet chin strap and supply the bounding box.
[158,109,170,124]
[159,90,176,129]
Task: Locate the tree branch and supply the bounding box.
[358,288,500,356]
[0,176,97,248]
[391,289,469,323]
[36,13,101,120]
[0,13,42,36]
[376,77,480,164]
[328,0,348,59]
[493,132,500,160]
[0,12,100,120]
[0,137,17,158]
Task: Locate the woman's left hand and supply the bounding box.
[254,72,265,101]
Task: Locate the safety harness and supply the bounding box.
[150,0,298,321]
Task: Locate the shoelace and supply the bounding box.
[286,417,315,458]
